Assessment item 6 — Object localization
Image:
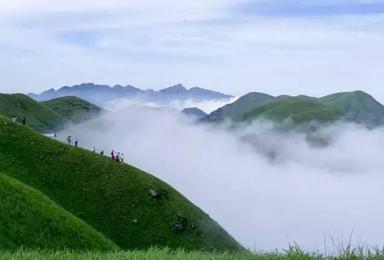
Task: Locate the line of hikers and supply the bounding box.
[66,135,124,164]
[111,149,125,164]
[12,117,126,165]
[66,135,79,147]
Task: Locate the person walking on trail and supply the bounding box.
[54,132,57,139]
[120,153,125,164]
[75,138,79,147]
[67,136,72,145]
[12,117,17,126]
[22,117,26,126]
[111,149,115,160]
[100,150,104,156]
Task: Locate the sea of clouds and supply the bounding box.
[103,97,238,114]
[63,105,384,252]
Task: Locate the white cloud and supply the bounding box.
[63,107,384,252]
[104,97,238,114]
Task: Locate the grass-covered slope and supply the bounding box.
[242,97,341,124]
[0,173,117,251]
[3,246,384,260]
[0,249,258,259]
[205,90,384,128]
[204,93,275,122]
[319,91,384,128]
[0,94,68,132]
[42,96,104,123]
[0,116,242,251]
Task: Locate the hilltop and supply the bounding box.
[0,94,104,132]
[319,91,384,128]
[0,93,69,132]
[204,93,275,122]
[0,116,242,251]
[182,107,207,120]
[203,91,384,128]
[42,96,104,123]
[30,83,233,106]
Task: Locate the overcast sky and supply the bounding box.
[1,0,384,100]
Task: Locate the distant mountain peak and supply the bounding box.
[174,83,185,88]
[29,83,233,104]
[42,88,56,94]
[189,86,204,91]
[125,85,141,91]
[160,84,188,94]
[112,84,141,92]
[350,90,374,98]
[182,107,208,120]
[239,92,274,99]
[112,84,124,89]
[72,83,98,88]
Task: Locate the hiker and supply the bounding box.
[75,138,79,147]
[116,152,120,163]
[12,117,17,126]
[111,150,115,160]
[120,153,125,164]
[92,146,96,152]
[54,132,57,139]
[22,117,26,126]
[100,150,104,156]
[67,136,72,145]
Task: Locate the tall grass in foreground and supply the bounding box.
[2,246,384,260]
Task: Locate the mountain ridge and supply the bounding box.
[203,90,384,128]
[42,96,104,123]
[0,93,70,132]
[29,83,233,106]
[0,93,105,132]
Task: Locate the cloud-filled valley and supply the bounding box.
[64,105,384,252]
[3,0,384,257]
[103,96,238,114]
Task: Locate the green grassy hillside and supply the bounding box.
[205,90,384,128]
[242,97,341,125]
[0,249,259,259]
[0,116,242,251]
[0,173,117,251]
[0,94,68,132]
[204,93,275,122]
[42,96,104,123]
[1,246,381,259]
[0,250,257,260]
[319,91,384,128]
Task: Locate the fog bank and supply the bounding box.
[104,97,238,114]
[64,107,384,252]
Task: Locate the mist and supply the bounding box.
[63,106,384,252]
[103,97,238,114]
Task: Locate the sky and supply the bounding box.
[1,0,384,100]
